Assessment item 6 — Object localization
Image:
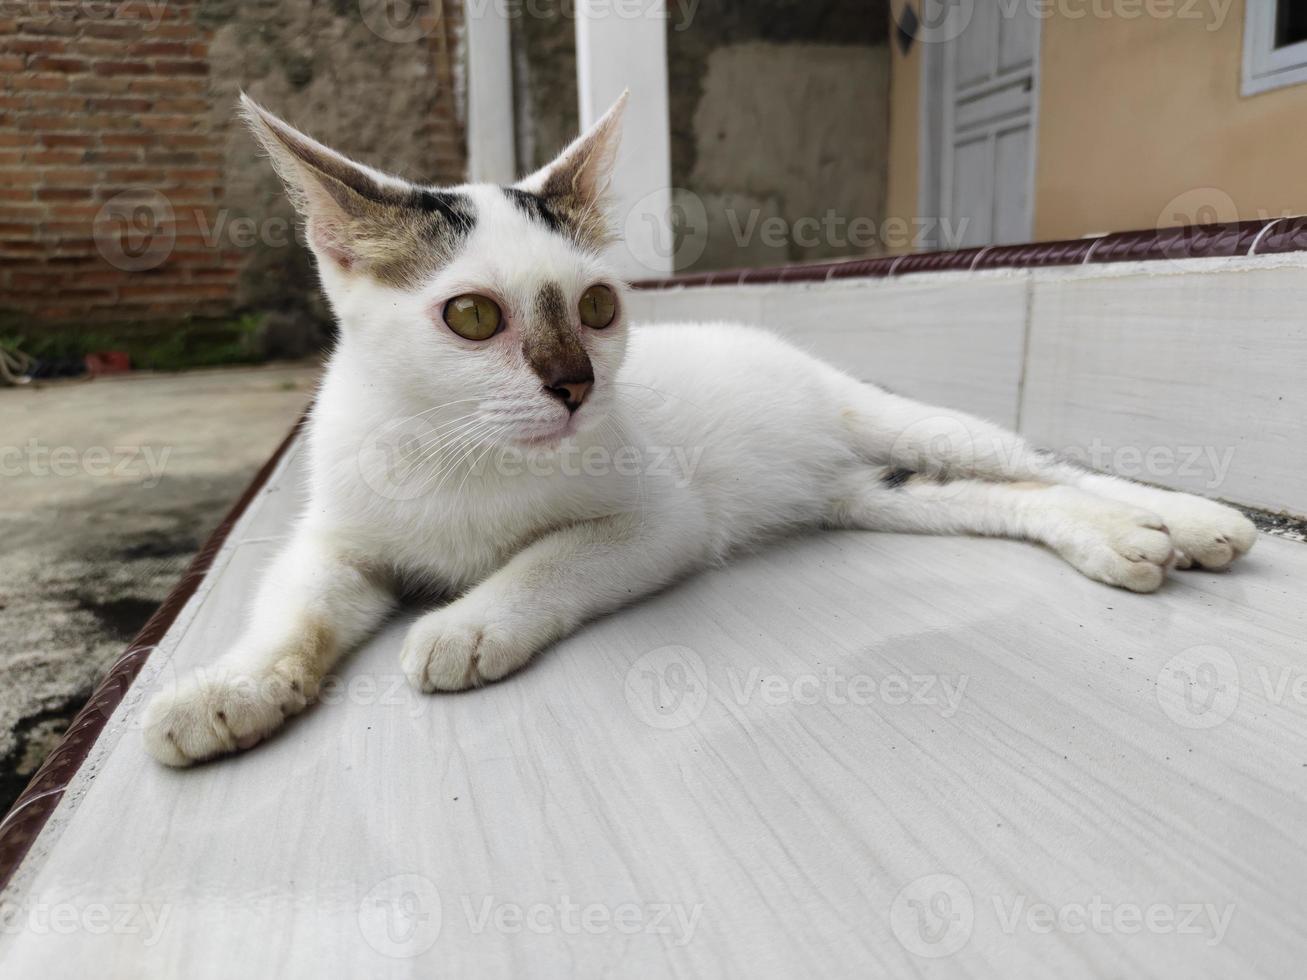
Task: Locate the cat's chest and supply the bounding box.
[337,471,621,586]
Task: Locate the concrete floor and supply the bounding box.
[0,363,318,815]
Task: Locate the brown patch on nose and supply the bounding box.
[525,282,593,397]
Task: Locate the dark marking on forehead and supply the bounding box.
[523,282,592,387]
[503,187,561,233]
[505,182,609,252]
[410,188,476,235]
[350,188,477,289]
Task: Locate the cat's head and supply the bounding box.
[242,92,630,448]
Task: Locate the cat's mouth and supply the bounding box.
[513,416,579,448]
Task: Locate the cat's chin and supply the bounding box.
[512,419,577,449]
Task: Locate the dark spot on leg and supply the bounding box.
[881,467,914,489]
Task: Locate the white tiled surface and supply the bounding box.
[1020,264,1307,511]
[2,442,1305,979]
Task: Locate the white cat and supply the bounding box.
[142,92,1257,766]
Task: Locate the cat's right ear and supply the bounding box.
[239,94,411,272]
[515,90,628,250]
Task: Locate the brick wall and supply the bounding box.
[0,0,466,327]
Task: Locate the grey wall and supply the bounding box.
[510,1,891,273]
[207,0,465,353]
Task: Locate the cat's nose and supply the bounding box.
[543,378,592,413]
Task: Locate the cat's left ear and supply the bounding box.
[516,90,628,247]
[239,93,426,274]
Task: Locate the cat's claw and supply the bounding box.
[1055,504,1175,593]
[1148,495,1256,571]
[142,664,307,766]
[401,607,533,693]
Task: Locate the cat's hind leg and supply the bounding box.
[836,382,1255,570]
[827,467,1175,593]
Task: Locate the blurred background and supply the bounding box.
[2,0,1305,809]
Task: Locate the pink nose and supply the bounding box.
[544,379,592,413]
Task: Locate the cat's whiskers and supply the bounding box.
[396,412,499,479]
[425,421,507,497]
[455,430,509,496]
[419,416,504,487]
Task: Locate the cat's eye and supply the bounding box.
[578,284,617,329]
[443,294,503,341]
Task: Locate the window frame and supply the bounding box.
[1243,0,1307,96]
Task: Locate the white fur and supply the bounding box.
[142,102,1257,766]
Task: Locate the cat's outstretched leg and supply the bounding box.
[142,532,394,766]
[838,384,1256,570]
[401,505,709,692]
[828,469,1176,592]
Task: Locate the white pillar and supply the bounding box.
[465,0,516,184]
[575,0,674,278]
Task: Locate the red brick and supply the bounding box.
[127,41,188,57]
[36,187,91,201]
[27,56,88,73]
[93,60,151,76]
[6,75,69,92]
[104,167,158,182]
[69,75,131,94]
[3,38,65,55]
[41,167,98,185]
[41,133,95,147]
[151,59,207,76]
[25,149,83,164]
[151,97,206,113]
[14,20,80,38]
[128,77,205,95]
[83,149,140,163]
[100,132,151,146]
[80,22,144,41]
[63,39,127,58]
[88,96,152,113]
[27,95,88,112]
[138,114,195,131]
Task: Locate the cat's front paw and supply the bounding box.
[142,663,308,766]
[1055,503,1175,593]
[400,606,536,693]
[1147,492,1256,570]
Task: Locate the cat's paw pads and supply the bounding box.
[1154,496,1256,570]
[400,609,530,693]
[1064,507,1175,593]
[142,665,307,767]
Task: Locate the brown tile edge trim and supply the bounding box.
[630,216,1307,290]
[0,411,309,895]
